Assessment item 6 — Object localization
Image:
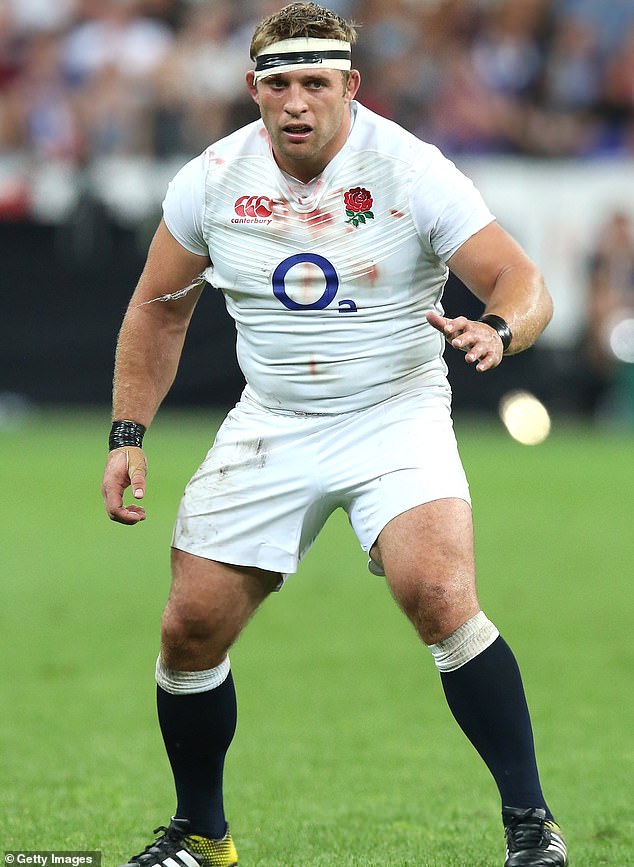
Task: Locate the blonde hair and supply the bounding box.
[250,2,358,60]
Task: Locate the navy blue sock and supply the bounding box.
[440,636,552,817]
[157,671,237,838]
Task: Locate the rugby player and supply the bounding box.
[102,4,567,865]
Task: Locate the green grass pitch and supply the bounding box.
[1,408,633,865]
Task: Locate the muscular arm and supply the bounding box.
[113,219,210,422]
[427,221,553,372]
[102,219,210,524]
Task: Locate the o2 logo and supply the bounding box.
[272,254,357,313]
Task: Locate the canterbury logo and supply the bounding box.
[232,194,274,223]
[147,849,200,867]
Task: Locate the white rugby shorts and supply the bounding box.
[172,385,470,579]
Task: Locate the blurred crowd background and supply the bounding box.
[1,0,634,424]
[2,0,634,163]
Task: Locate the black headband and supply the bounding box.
[255,49,352,73]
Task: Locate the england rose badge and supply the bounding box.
[344,187,374,227]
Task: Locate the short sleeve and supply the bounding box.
[162,153,208,256]
[410,146,495,262]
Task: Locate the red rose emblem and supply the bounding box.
[344,187,373,213]
[344,187,375,227]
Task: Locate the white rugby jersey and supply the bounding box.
[163,101,494,413]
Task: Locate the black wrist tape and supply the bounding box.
[478,314,513,353]
[109,419,146,451]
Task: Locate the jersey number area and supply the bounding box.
[272,254,357,313]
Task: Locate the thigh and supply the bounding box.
[345,386,471,560]
[172,396,330,578]
[161,547,281,669]
[372,498,480,644]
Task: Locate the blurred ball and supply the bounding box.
[499,390,551,445]
[608,316,634,364]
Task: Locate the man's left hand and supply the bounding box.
[426,311,504,372]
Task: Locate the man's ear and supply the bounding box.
[246,70,259,103]
[345,69,361,103]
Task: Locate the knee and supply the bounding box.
[160,605,226,669]
[162,603,209,644]
[393,579,480,645]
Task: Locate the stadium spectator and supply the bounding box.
[152,1,246,156]
[417,46,518,154]
[579,210,634,419]
[6,0,77,36]
[0,3,21,91]
[602,26,634,144]
[552,0,634,57]
[2,30,82,161]
[540,14,602,112]
[64,0,177,158]
[471,0,545,101]
[62,0,174,86]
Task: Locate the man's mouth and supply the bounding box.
[282,124,313,141]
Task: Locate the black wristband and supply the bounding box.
[478,314,513,353]
[109,419,146,451]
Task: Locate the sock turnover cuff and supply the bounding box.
[428,611,499,672]
[155,655,231,694]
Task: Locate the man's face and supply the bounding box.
[247,67,360,182]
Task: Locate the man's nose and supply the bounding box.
[284,84,308,115]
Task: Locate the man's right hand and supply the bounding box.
[102,446,148,525]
